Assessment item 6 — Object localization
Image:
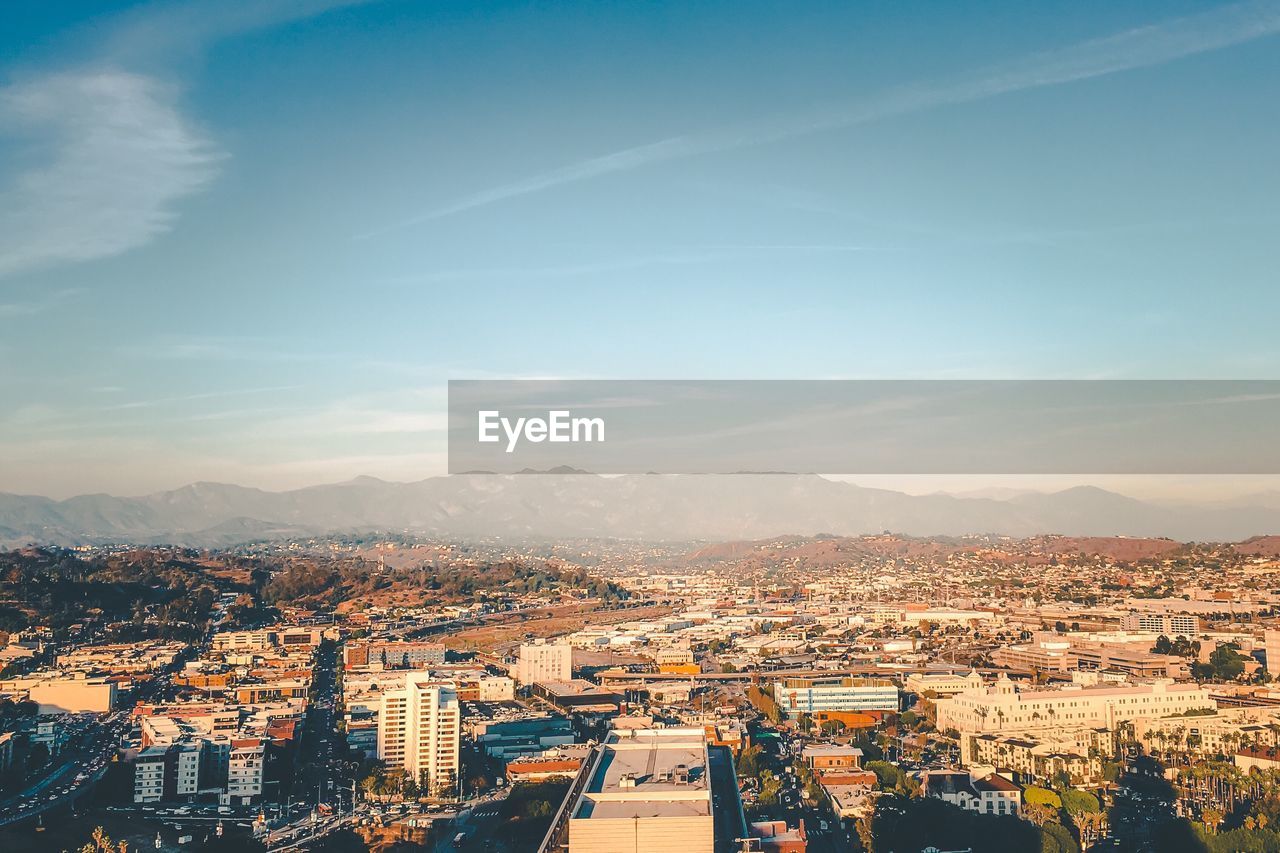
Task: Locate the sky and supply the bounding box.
[1,0,1278,499]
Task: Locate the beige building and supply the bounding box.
[1132,707,1280,757]
[905,671,984,697]
[936,674,1215,735]
[517,641,573,686]
[0,673,118,714]
[564,728,718,853]
[376,674,460,795]
[963,729,1111,784]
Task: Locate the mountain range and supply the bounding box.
[2,474,1279,547]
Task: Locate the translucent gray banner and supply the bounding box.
[447,380,1280,474]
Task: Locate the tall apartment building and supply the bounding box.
[376,675,460,795]
[517,641,573,685]
[1120,612,1200,636]
[133,742,202,803]
[226,738,266,804]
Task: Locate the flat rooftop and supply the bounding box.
[573,728,712,820]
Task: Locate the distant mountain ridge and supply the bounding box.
[1,474,1279,547]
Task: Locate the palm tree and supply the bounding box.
[1076,810,1107,851]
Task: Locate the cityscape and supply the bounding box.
[1,532,1280,852]
[4,0,1280,852]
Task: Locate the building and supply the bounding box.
[344,641,447,670]
[518,641,573,686]
[936,674,1216,735]
[964,731,1108,786]
[922,769,1021,816]
[1131,707,1280,758]
[234,681,308,704]
[133,742,202,803]
[772,677,899,718]
[212,630,275,651]
[226,738,265,804]
[748,820,809,852]
[990,637,1077,673]
[474,716,575,758]
[133,746,168,803]
[1121,612,1200,636]
[1265,630,1280,674]
[531,680,622,714]
[905,671,984,698]
[0,673,118,714]
[801,744,863,773]
[554,727,738,853]
[376,674,461,795]
[1236,745,1280,772]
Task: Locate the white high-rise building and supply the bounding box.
[377,675,460,795]
[516,641,572,685]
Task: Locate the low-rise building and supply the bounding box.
[921,768,1021,817]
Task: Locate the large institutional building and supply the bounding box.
[376,674,461,795]
[936,674,1216,735]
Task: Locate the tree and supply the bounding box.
[1061,788,1100,815]
[758,770,783,806]
[1039,821,1080,853]
[736,744,764,778]
[1024,786,1063,809]
[1023,802,1058,827]
[1074,810,1107,851]
[78,827,129,853]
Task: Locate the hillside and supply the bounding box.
[1,474,1279,546]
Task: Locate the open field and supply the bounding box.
[440,602,674,654]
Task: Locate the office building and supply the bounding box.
[772,677,899,718]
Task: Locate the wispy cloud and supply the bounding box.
[99,0,383,64]
[115,335,327,364]
[99,384,305,412]
[368,0,1280,231]
[0,70,222,279]
[0,1,381,281]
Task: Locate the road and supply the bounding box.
[0,710,130,828]
[260,639,351,847]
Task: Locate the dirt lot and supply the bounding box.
[441,603,673,654]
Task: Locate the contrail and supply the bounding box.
[361,0,1280,234]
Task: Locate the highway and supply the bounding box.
[0,710,128,829]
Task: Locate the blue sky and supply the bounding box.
[1,0,1278,497]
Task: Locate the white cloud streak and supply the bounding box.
[0,70,222,279]
[372,0,1280,230]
